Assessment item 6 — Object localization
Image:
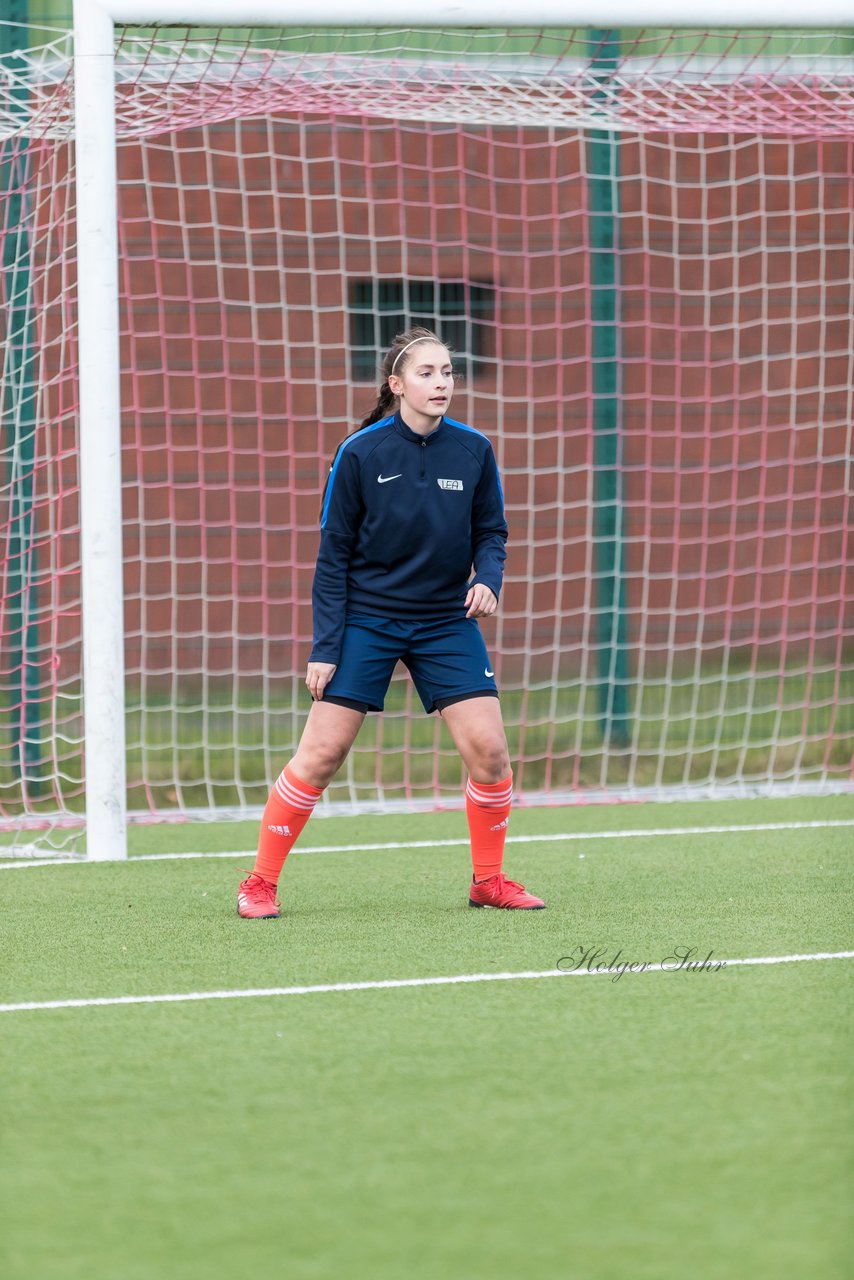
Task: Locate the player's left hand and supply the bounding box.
[465,583,498,618]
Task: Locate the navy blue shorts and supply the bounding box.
[321,614,499,714]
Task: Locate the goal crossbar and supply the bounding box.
[87,1,854,27]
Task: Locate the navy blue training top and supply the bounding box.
[310,412,508,665]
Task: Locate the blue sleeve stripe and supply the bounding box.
[444,415,486,438]
[320,416,393,529]
[444,417,505,508]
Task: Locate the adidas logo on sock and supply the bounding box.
[267,824,292,837]
[489,817,510,833]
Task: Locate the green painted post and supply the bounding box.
[1,1,44,791]
[587,28,630,748]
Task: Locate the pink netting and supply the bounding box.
[1,27,852,843]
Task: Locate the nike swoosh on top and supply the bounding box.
[485,668,495,677]
[377,473,402,483]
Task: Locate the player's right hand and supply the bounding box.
[306,662,337,700]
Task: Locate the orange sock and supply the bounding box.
[252,764,323,887]
[465,774,513,881]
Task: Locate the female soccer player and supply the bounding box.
[237,327,545,918]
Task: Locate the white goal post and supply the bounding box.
[63,0,853,859]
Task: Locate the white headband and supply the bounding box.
[390,335,433,375]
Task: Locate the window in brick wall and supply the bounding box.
[348,279,495,381]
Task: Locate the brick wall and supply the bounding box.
[25,118,852,680]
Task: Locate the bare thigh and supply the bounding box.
[440,697,511,783]
[289,700,366,788]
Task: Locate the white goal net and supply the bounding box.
[1,19,852,854]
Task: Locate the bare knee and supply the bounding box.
[479,749,512,784]
[442,699,511,782]
[465,735,511,784]
[289,703,364,789]
[291,738,350,789]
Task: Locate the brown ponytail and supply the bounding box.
[358,326,446,430]
[359,378,396,430]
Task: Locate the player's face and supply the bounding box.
[390,344,454,427]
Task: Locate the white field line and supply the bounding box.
[1,818,853,870]
[1,950,852,1015]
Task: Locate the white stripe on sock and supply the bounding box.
[274,772,321,812]
[466,779,512,808]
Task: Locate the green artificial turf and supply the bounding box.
[1,796,851,1280]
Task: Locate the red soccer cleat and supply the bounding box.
[468,873,545,910]
[237,872,281,919]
